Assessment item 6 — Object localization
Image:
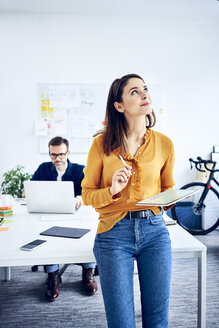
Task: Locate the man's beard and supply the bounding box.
[54,161,65,170]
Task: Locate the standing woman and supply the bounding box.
[82,74,175,328]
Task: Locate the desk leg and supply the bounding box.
[197,251,206,328]
[0,267,11,281]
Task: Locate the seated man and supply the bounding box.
[30,136,97,301]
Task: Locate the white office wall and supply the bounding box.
[0,12,219,188]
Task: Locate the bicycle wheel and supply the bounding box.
[171,182,219,235]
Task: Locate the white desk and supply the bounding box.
[0,205,206,328]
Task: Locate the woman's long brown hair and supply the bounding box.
[94,74,156,155]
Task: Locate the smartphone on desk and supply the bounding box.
[20,239,46,251]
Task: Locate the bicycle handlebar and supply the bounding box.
[189,157,219,173]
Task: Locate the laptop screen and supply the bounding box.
[24,181,75,214]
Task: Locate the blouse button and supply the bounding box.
[139,151,141,154]
[132,183,135,186]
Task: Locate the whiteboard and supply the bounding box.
[37,83,163,154]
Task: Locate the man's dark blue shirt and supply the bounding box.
[31,159,84,197]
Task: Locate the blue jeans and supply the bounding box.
[44,263,96,273]
[93,210,172,328]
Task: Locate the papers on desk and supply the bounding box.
[14,198,27,205]
[163,212,177,225]
[40,214,80,221]
[40,205,96,221]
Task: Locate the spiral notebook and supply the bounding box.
[136,189,199,207]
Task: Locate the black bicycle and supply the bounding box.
[170,156,219,235]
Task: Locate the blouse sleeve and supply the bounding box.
[160,139,175,192]
[81,138,118,209]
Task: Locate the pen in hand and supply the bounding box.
[119,155,127,166]
[110,155,132,196]
[119,155,132,174]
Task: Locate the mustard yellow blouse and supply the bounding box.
[82,129,175,234]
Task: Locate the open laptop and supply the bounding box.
[24,181,75,214]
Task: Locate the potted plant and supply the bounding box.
[1,165,32,198]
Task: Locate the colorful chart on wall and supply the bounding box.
[37,83,163,153]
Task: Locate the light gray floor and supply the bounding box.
[0,229,219,328]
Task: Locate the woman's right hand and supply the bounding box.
[109,164,132,196]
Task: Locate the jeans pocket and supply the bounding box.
[149,214,165,225]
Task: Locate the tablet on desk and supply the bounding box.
[40,226,91,239]
[136,189,199,207]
